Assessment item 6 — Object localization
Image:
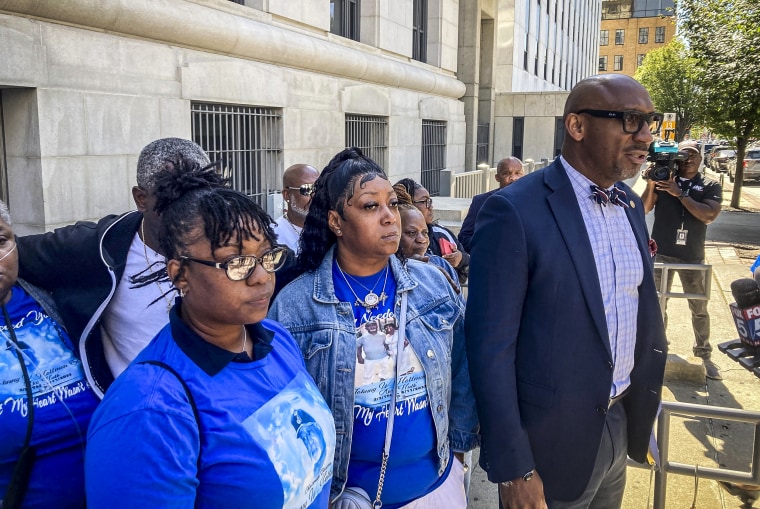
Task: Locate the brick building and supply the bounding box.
[598,0,676,77]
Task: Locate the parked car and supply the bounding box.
[727,148,760,183]
[703,143,720,167]
[710,148,736,172]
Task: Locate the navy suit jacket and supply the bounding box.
[458,188,498,253]
[465,159,667,502]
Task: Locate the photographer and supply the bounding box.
[642,140,723,379]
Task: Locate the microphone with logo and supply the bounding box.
[730,277,760,349]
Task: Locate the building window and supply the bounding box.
[615,29,625,45]
[0,91,7,204]
[553,117,564,158]
[637,54,646,67]
[608,3,619,14]
[228,0,245,4]
[192,102,282,207]
[476,123,490,164]
[655,26,666,43]
[638,27,649,44]
[331,0,360,41]
[600,30,609,45]
[599,56,608,71]
[512,117,524,161]
[412,0,427,62]
[614,55,623,71]
[345,114,388,171]
[421,120,447,196]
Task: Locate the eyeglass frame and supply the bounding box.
[575,109,663,134]
[286,184,315,197]
[412,197,433,209]
[180,245,289,281]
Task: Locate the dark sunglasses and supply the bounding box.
[576,109,663,134]
[286,184,315,197]
[413,197,433,209]
[181,246,288,281]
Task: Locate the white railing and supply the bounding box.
[440,158,550,199]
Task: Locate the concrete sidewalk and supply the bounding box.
[462,173,760,509]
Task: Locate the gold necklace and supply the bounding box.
[241,326,248,354]
[141,219,173,313]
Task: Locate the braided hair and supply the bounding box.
[131,155,276,294]
[297,147,388,272]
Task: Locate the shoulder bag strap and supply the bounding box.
[138,360,202,471]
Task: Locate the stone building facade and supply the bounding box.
[0,0,601,233]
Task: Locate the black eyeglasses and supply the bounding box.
[413,197,433,209]
[181,246,288,281]
[286,184,315,197]
[576,109,663,134]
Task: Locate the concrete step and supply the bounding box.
[431,196,472,222]
[436,220,462,236]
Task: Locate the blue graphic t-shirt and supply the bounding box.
[0,284,99,508]
[333,261,444,508]
[86,317,334,509]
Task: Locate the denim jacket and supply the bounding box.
[268,247,479,499]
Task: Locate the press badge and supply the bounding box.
[676,228,688,246]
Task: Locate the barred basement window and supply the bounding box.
[345,114,388,171]
[421,120,447,196]
[191,102,282,208]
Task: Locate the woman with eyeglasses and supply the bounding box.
[394,179,470,284]
[0,200,99,509]
[85,158,335,508]
[269,148,478,508]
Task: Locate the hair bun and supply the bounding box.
[151,155,228,214]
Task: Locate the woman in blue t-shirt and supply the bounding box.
[84,157,335,508]
[269,148,479,508]
[0,200,99,509]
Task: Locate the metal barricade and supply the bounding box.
[645,400,760,509]
[654,262,712,315]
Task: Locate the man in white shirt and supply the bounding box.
[273,164,319,255]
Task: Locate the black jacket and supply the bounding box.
[17,211,142,397]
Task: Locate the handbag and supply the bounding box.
[333,292,408,509]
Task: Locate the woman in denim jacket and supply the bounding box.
[269,148,479,508]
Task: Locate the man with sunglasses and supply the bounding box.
[466,74,667,508]
[642,140,723,380]
[15,138,221,398]
[273,163,319,255]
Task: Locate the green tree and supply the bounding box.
[634,38,702,143]
[679,0,760,207]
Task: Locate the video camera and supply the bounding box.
[642,141,689,181]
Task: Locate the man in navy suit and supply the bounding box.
[465,74,667,508]
[458,157,524,253]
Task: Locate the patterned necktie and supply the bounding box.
[590,184,629,208]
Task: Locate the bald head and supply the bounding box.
[283,164,319,188]
[560,73,655,187]
[496,157,524,188]
[564,74,650,118]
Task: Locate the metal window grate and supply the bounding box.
[191,102,282,208]
[476,123,490,165]
[331,0,360,41]
[345,114,388,171]
[412,0,428,62]
[421,120,446,196]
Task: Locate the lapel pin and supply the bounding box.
[629,200,636,208]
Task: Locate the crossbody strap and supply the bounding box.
[2,304,37,509]
[373,291,408,509]
[138,360,202,471]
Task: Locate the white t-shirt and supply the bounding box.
[100,233,174,377]
[273,215,302,255]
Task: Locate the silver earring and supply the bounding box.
[336,229,342,235]
[179,288,186,298]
